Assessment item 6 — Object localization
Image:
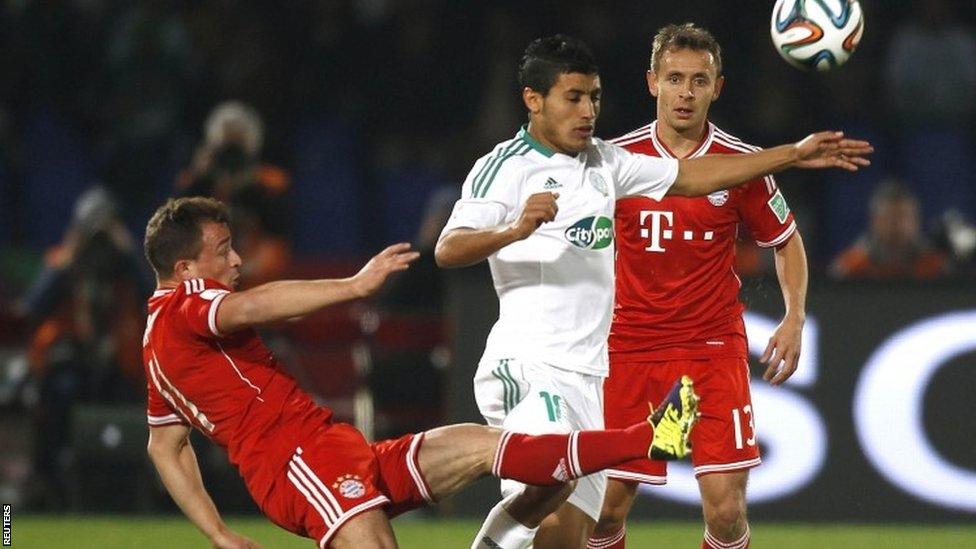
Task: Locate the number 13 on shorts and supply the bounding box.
[732,405,756,450]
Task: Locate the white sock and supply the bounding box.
[471,497,539,549]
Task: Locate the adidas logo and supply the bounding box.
[551,458,571,482]
[480,536,503,548]
[544,177,562,189]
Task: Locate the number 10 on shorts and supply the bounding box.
[732,406,756,450]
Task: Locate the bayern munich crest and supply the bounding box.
[707,190,729,206]
[333,474,366,499]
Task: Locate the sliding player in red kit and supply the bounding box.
[141,197,699,549]
[589,24,810,549]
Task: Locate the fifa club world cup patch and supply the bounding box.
[707,190,729,207]
[333,474,366,499]
[767,189,791,223]
[589,172,608,196]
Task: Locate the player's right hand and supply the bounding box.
[211,529,262,549]
[352,243,420,298]
[509,192,559,240]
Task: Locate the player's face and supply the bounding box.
[649,48,724,134]
[525,72,601,154]
[183,222,242,288]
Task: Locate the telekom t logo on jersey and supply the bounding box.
[639,210,715,252]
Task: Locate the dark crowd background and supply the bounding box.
[0,0,974,517]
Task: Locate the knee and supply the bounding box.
[702,495,746,536]
[428,423,501,474]
[595,483,636,535]
[595,502,628,534]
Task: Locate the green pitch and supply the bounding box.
[11,516,976,548]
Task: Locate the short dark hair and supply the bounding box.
[144,197,230,278]
[518,34,599,96]
[651,23,723,75]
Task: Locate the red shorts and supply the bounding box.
[603,357,761,484]
[260,423,432,548]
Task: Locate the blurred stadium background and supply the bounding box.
[0,1,974,547]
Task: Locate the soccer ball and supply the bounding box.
[770,0,865,71]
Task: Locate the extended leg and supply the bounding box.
[417,378,698,548]
[415,422,653,549]
[415,422,654,500]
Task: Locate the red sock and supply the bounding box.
[493,422,653,485]
[702,526,750,549]
[587,526,626,548]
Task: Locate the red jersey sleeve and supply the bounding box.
[177,278,232,338]
[737,175,797,248]
[146,378,188,427]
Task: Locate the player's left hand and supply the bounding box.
[760,315,804,385]
[793,131,873,172]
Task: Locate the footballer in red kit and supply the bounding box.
[590,24,810,549]
[606,121,794,479]
[142,231,431,548]
[611,120,796,365]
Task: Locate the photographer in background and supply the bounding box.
[177,101,293,288]
[830,180,951,279]
[20,186,149,509]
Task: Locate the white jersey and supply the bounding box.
[442,126,679,375]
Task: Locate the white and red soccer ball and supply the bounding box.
[771,0,865,71]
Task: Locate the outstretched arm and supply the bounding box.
[215,243,419,334]
[147,424,260,549]
[761,232,809,385]
[669,132,872,197]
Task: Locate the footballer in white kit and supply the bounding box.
[441,125,678,519]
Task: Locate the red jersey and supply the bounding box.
[609,121,797,361]
[142,278,332,503]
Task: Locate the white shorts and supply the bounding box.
[474,358,606,522]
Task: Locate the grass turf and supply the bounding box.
[10,516,976,548]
